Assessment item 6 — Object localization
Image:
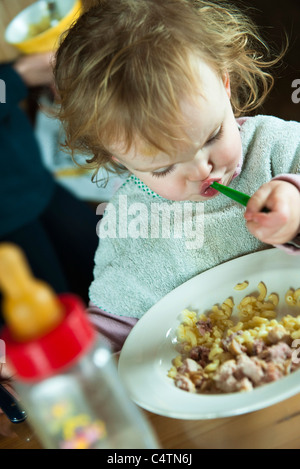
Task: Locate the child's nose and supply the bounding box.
[186,155,213,182]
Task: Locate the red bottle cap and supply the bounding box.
[1,294,96,382]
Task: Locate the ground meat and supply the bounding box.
[196,318,213,336]
[213,360,256,393]
[266,325,292,345]
[178,358,202,374]
[222,331,243,352]
[250,339,267,356]
[173,325,299,395]
[175,374,195,392]
[212,350,294,393]
[189,346,211,368]
[213,360,240,393]
[258,342,292,363]
[262,362,286,383]
[213,355,264,392]
[235,355,265,385]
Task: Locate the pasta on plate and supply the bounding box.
[168,282,300,394]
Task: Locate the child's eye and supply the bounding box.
[151,165,176,178]
[206,124,224,145]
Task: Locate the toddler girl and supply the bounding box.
[54,0,300,351]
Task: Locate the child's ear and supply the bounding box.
[111,155,120,163]
[223,71,231,99]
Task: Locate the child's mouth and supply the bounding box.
[200,178,222,197]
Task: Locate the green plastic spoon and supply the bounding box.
[211,181,270,212]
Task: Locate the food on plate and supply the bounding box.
[234,281,249,291]
[168,282,300,394]
[26,15,58,39]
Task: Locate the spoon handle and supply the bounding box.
[211,182,270,213]
[211,182,250,206]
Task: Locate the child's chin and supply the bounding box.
[189,193,218,202]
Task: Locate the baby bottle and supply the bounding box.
[0,243,159,449]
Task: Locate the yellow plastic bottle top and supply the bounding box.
[0,243,64,342]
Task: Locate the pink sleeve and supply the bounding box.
[87,303,138,352]
[273,173,300,191]
[273,174,300,255]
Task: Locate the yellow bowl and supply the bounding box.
[5,0,82,54]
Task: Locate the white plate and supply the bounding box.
[118,248,300,419]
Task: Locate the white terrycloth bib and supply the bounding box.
[90,115,300,318]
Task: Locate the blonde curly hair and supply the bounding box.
[54,0,284,178]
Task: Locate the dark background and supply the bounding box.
[233,0,300,122]
[21,0,300,124]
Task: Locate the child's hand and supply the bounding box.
[244,180,300,245]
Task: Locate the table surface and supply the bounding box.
[1,391,300,449]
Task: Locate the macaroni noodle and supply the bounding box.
[169,281,300,394]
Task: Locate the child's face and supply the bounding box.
[111,60,242,201]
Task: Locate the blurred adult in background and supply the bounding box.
[0,51,99,327]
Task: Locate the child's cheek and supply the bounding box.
[221,135,242,169]
[147,180,184,201]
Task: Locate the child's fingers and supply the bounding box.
[246,184,271,214]
[246,215,284,243]
[245,183,280,217]
[244,182,295,243]
[245,203,287,226]
[245,199,297,244]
